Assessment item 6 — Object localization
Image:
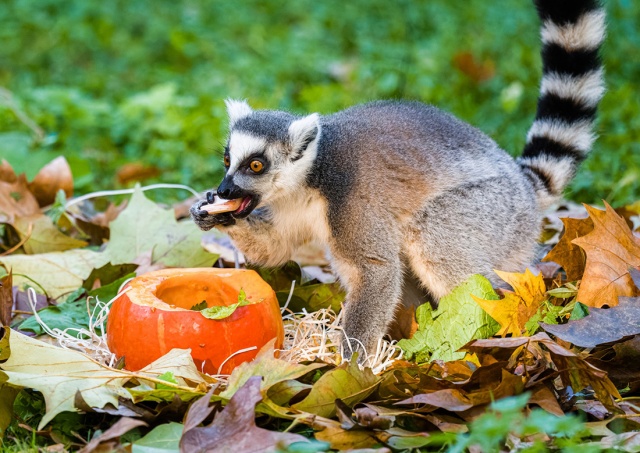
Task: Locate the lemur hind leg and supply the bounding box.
[329,209,404,361]
[404,178,540,301]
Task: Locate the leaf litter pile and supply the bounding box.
[1,157,640,452]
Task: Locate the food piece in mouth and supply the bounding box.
[200,197,243,214]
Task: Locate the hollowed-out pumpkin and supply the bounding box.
[106,268,284,375]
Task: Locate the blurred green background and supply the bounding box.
[1,0,638,205]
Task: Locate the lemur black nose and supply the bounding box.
[216,177,234,199]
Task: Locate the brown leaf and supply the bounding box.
[28,156,73,207]
[528,384,563,416]
[542,296,640,348]
[587,335,640,389]
[543,216,594,281]
[453,52,495,82]
[78,417,147,453]
[396,388,474,412]
[180,376,309,453]
[309,415,379,450]
[0,272,12,326]
[396,369,525,412]
[116,162,160,185]
[0,160,17,183]
[462,333,621,412]
[573,203,640,307]
[0,175,40,224]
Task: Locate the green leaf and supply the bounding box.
[221,340,325,399]
[0,327,9,362]
[156,371,179,390]
[18,272,133,335]
[0,249,107,299]
[398,274,500,362]
[276,282,345,313]
[199,288,259,320]
[82,262,138,292]
[0,384,20,437]
[18,297,95,335]
[292,358,380,418]
[547,287,578,299]
[570,301,590,320]
[87,273,136,303]
[128,385,203,404]
[189,301,206,311]
[252,261,303,292]
[132,422,183,453]
[103,186,217,268]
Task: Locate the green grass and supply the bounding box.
[0,0,638,205]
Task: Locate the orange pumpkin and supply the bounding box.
[106,268,284,375]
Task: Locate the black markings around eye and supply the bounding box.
[240,154,268,174]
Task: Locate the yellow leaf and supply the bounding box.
[472,269,547,337]
[573,202,640,307]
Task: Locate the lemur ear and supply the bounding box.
[225,99,253,128]
[288,113,320,157]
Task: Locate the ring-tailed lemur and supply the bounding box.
[191,0,605,359]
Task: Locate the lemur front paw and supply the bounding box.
[190,191,237,230]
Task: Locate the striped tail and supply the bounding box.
[518,0,605,207]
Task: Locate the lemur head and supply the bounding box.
[216,99,321,218]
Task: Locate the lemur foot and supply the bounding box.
[341,333,377,365]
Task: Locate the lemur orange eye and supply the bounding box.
[223,155,230,167]
[250,160,264,173]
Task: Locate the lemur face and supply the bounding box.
[215,100,321,217]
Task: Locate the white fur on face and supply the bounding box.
[268,114,321,198]
[227,132,268,175]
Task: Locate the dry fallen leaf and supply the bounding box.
[0,175,40,224]
[452,52,495,82]
[78,417,147,453]
[573,203,640,307]
[28,156,73,207]
[473,269,547,336]
[180,376,309,453]
[541,296,640,348]
[116,162,160,185]
[0,272,12,326]
[543,216,594,281]
[13,214,88,254]
[0,160,17,184]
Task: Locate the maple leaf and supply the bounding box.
[573,203,640,308]
[103,186,217,268]
[543,216,594,281]
[0,329,131,429]
[473,269,547,336]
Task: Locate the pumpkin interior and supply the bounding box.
[154,273,240,310]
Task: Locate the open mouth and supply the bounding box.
[233,195,259,218]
